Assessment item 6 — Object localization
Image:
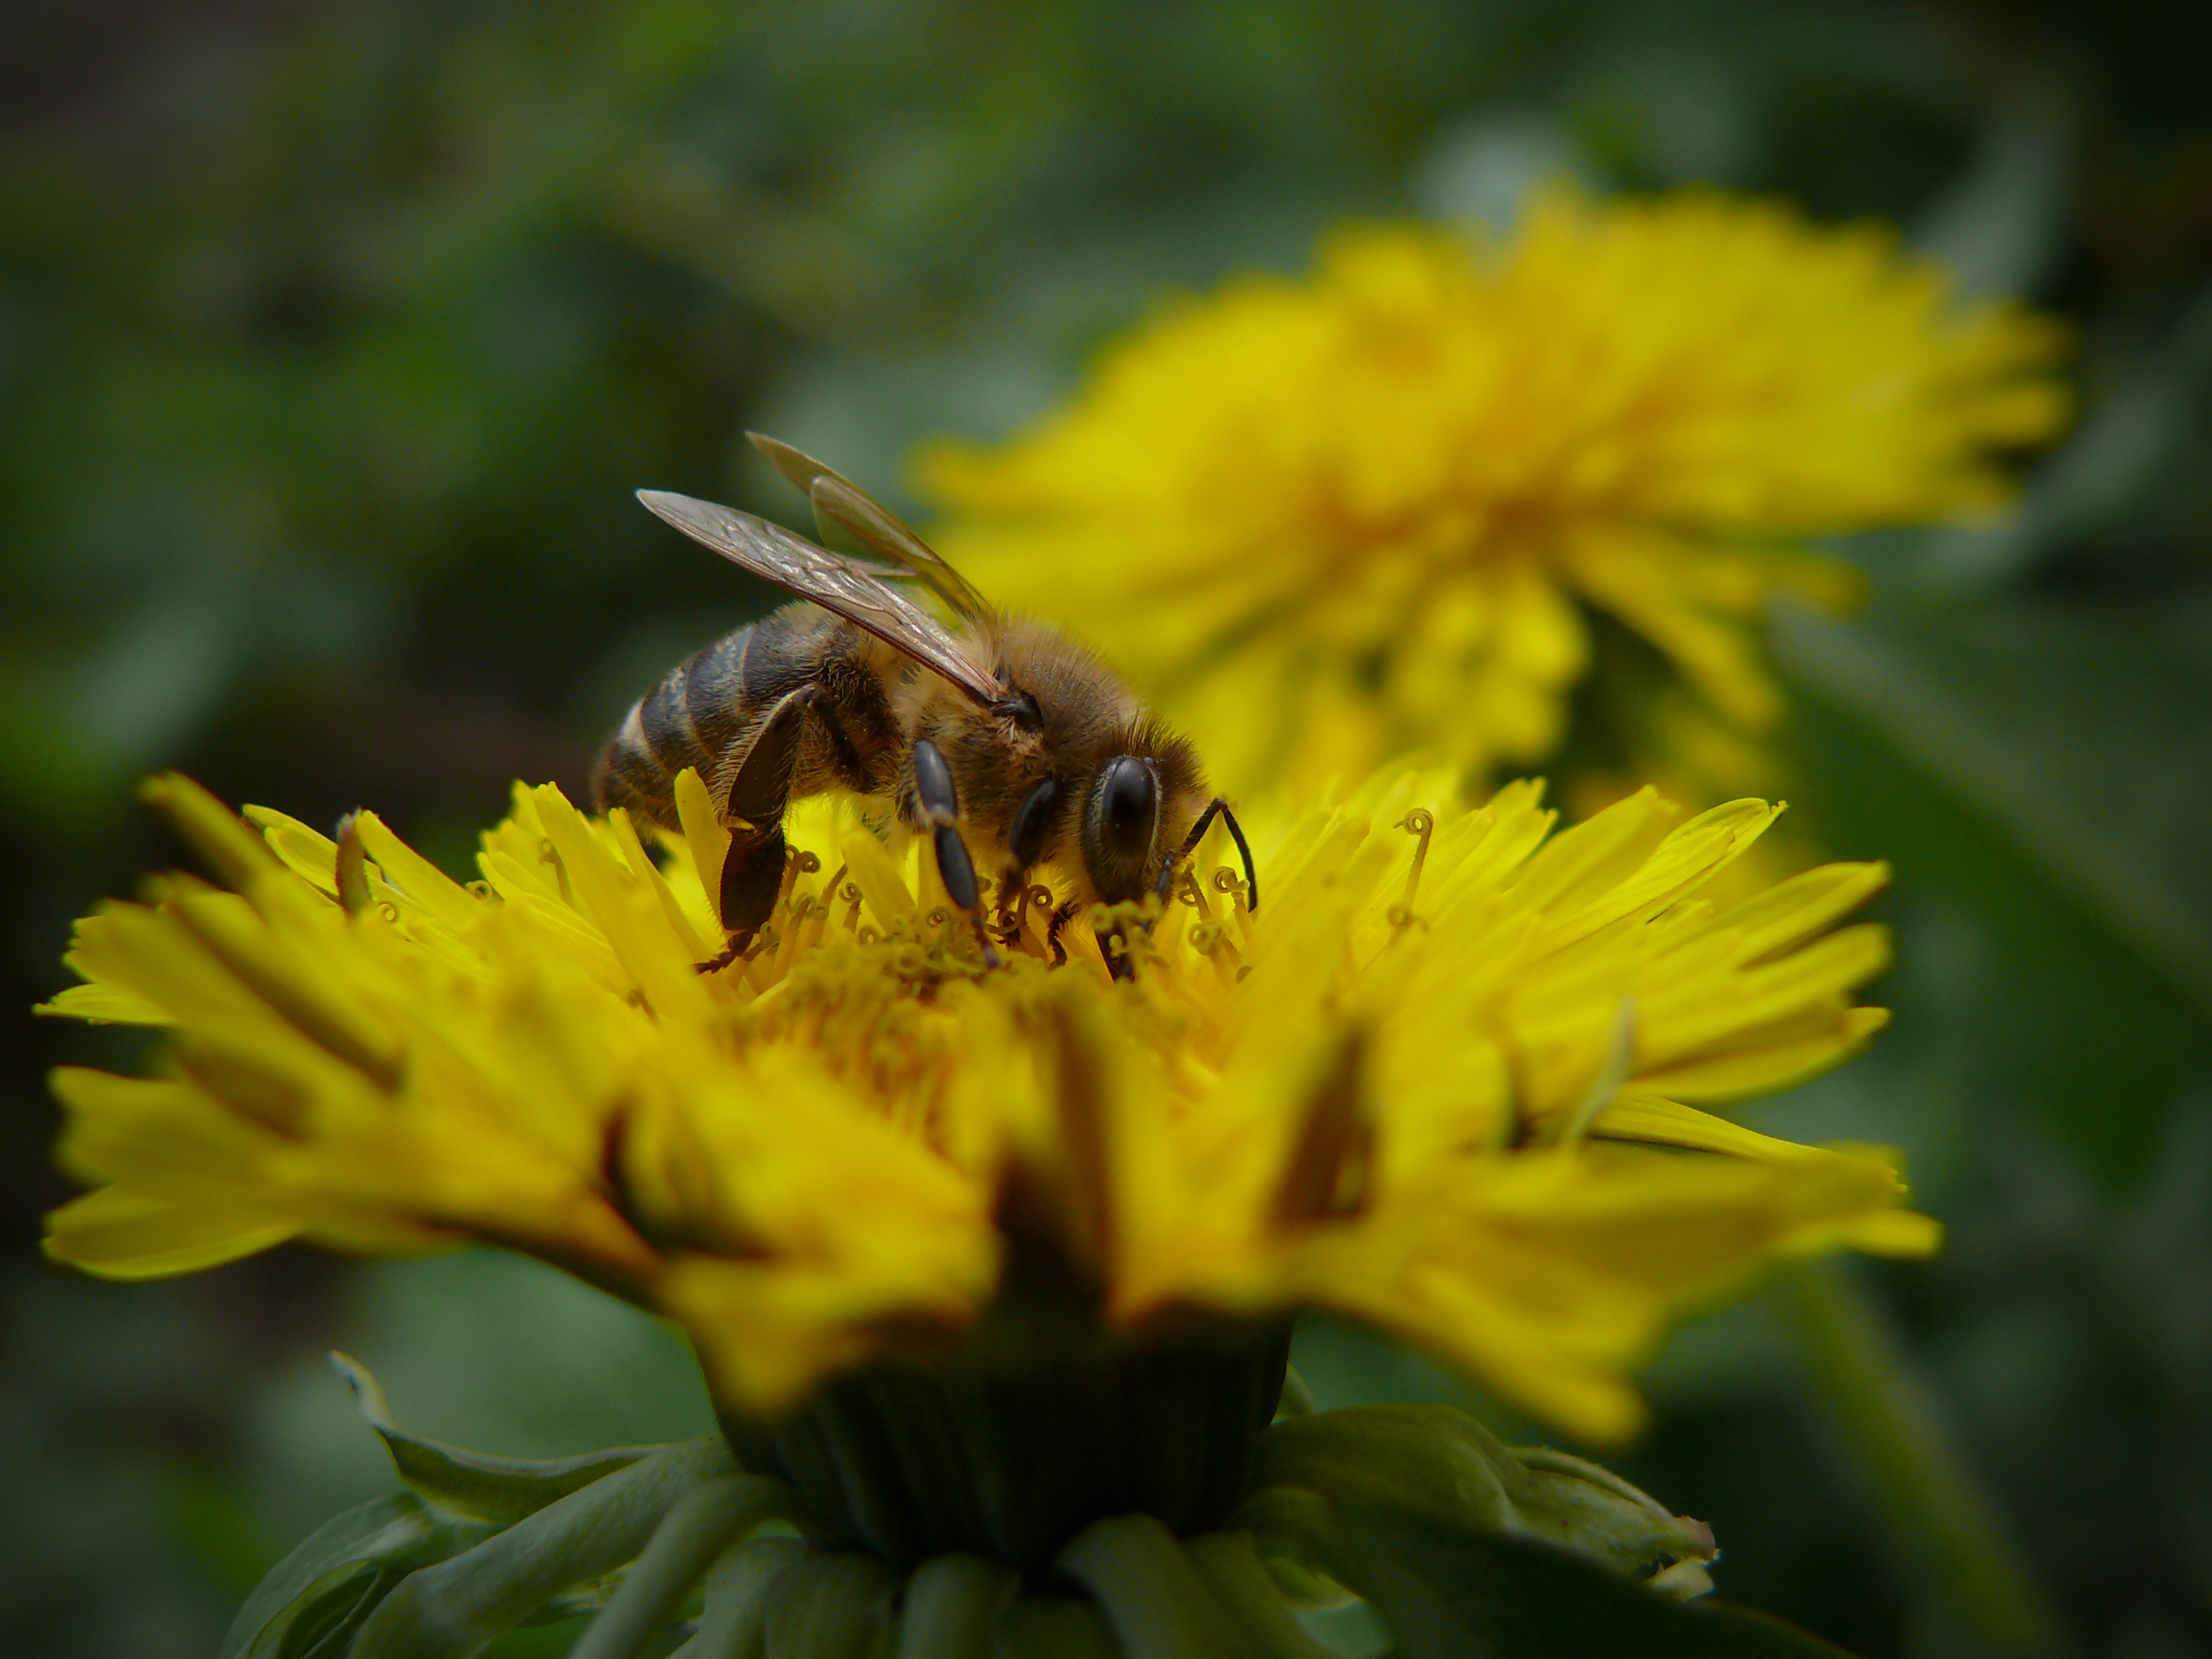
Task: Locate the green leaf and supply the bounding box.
[249,1562,389,1659]
[1911,110,2068,301]
[1776,597,2212,1021]
[226,1361,736,1659]
[1056,1513,1251,1659]
[333,1351,665,1524]
[1780,603,2212,1185]
[349,1436,738,1659]
[219,1492,498,1659]
[988,1594,1121,1659]
[759,1547,903,1657]
[1242,1405,1714,1590]
[675,1536,809,1657]
[568,1475,808,1659]
[1184,1531,1339,1659]
[1334,1499,1860,1659]
[1230,1484,1355,1607]
[891,1553,1024,1659]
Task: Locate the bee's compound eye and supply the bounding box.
[1094,756,1159,863]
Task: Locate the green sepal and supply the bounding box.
[677,1535,809,1657]
[332,1352,661,1524]
[988,1595,1119,1659]
[349,1436,739,1658]
[1241,1403,1716,1595]
[220,1492,499,1659]
[227,1354,734,1659]
[252,1562,385,1659]
[891,1554,1023,1659]
[522,1568,627,1626]
[761,1547,903,1657]
[1184,1531,1340,1659]
[1228,1485,1359,1608]
[1332,1499,1859,1659]
[569,1476,809,1659]
[1055,1513,1249,1659]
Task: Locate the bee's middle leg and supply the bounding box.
[993,776,1061,944]
[912,738,1001,969]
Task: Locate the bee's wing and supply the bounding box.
[637,489,1004,705]
[747,432,991,623]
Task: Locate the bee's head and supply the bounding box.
[1078,754,1161,908]
[1075,729,1206,909]
[975,621,1208,915]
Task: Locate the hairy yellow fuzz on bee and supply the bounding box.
[42,763,1933,1444]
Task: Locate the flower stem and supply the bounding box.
[1776,1260,2065,1657]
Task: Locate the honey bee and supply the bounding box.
[595,434,1256,977]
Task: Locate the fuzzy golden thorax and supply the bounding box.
[892,615,1210,907]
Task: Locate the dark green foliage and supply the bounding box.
[1337,1502,1855,1659]
[223,1493,497,1659]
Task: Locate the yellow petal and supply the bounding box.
[45,1187,301,1279]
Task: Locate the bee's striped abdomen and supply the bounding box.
[679,627,753,757]
[593,623,764,831]
[592,604,895,840]
[592,606,856,830]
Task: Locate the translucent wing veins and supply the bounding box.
[635,489,1003,705]
[746,432,991,622]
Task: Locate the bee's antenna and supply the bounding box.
[1156,798,1259,914]
[1219,803,1259,912]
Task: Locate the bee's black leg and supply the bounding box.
[934,824,1001,967]
[700,687,816,970]
[1046,902,1079,967]
[715,826,788,947]
[1005,778,1062,871]
[1153,797,1259,912]
[991,776,1063,946]
[911,736,960,824]
[1097,922,1137,982]
[912,738,1001,969]
[696,931,755,976]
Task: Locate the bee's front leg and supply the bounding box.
[994,777,1064,945]
[912,738,1001,970]
[993,873,1027,946]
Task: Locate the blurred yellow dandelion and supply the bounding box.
[43,766,1934,1446]
[918,192,2069,793]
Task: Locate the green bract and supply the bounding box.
[229,1354,1863,1657]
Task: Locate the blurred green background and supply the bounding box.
[4,2,2209,1655]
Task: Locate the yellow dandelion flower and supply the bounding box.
[916,192,2069,794]
[44,764,1930,1472]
